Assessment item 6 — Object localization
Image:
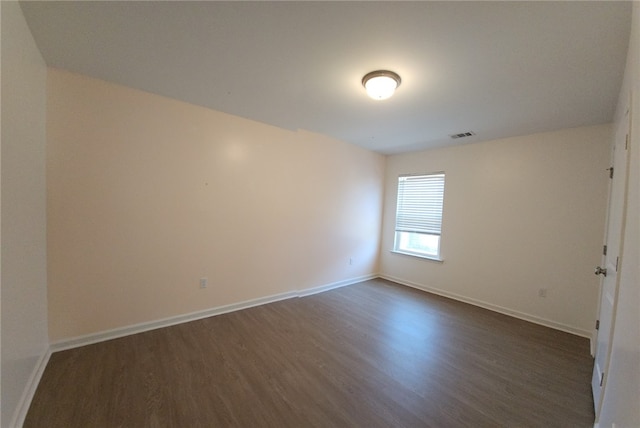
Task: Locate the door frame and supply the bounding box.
[592,94,632,418]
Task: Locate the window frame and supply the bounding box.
[392,172,446,262]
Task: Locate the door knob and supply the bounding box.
[595,266,607,277]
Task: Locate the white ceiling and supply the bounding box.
[20,1,631,154]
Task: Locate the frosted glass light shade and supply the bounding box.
[362,70,401,100]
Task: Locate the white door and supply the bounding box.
[591,104,631,417]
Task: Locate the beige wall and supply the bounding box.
[380,125,611,335]
[598,1,640,426]
[47,69,384,342]
[1,2,49,426]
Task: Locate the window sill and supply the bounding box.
[390,250,444,263]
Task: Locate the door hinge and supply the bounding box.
[603,245,607,256]
[626,134,629,150]
[600,372,605,386]
[616,256,619,272]
[596,320,600,330]
[608,166,614,179]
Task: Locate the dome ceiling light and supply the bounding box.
[362,70,401,100]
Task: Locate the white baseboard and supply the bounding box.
[9,347,51,428]
[51,273,377,352]
[52,272,589,352]
[298,273,378,297]
[380,274,591,338]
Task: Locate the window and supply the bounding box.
[393,172,445,260]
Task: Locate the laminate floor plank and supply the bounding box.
[25,278,594,427]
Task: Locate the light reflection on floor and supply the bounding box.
[375,296,446,386]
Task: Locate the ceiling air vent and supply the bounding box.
[450,131,476,139]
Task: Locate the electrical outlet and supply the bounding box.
[538,288,547,298]
[200,277,208,289]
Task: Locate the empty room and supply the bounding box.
[2,1,639,427]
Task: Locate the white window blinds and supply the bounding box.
[395,173,445,236]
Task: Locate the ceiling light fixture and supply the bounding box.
[362,70,401,100]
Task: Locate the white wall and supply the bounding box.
[597,2,640,426]
[46,69,385,343]
[1,2,49,427]
[380,125,611,336]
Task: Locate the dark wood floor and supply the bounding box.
[25,279,594,427]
